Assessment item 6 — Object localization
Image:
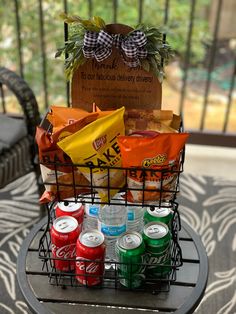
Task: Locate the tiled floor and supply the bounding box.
[184,144,236,180]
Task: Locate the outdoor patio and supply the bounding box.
[0,0,236,313]
[0,146,236,313]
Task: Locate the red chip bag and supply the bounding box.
[118,133,189,203]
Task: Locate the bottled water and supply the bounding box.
[82,195,100,230]
[98,198,127,261]
[116,193,146,234]
[126,203,146,233]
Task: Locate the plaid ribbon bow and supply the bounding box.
[83,30,148,67]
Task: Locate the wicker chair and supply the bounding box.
[0,67,41,190]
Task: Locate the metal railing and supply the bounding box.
[1,0,235,147]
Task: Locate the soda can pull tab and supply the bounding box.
[149,227,160,234]
[88,235,98,242]
[59,221,69,230]
[125,236,133,244]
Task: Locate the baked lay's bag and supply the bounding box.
[118,132,189,203]
[36,111,99,203]
[58,107,125,203]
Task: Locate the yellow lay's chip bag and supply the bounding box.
[58,107,125,203]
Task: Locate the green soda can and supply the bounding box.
[143,222,172,277]
[116,231,146,288]
[144,204,173,228]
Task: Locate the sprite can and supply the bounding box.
[116,231,146,288]
[143,222,172,277]
[144,204,173,229]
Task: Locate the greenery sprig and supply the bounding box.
[56,13,174,82]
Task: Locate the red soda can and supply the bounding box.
[76,230,105,286]
[51,216,80,272]
[55,198,84,231]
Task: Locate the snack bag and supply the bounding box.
[124,109,180,134]
[118,132,189,203]
[58,107,125,203]
[51,112,99,143]
[36,113,99,203]
[92,103,115,118]
[47,105,91,133]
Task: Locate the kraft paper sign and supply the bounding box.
[71,24,162,111]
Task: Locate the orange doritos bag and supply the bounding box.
[118,132,189,203]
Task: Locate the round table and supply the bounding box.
[17,217,208,314]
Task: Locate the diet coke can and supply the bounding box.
[76,230,105,286]
[55,198,84,231]
[51,216,80,272]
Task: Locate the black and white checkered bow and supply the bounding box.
[83,30,147,67]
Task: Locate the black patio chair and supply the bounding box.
[0,66,42,191]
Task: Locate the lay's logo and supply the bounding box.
[142,154,167,167]
[93,135,107,151]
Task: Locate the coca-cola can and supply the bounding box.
[76,230,105,286]
[51,216,80,272]
[55,198,84,231]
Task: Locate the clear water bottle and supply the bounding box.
[116,193,146,234]
[126,203,146,233]
[98,198,127,261]
[82,195,100,230]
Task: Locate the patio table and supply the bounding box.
[17,215,208,314]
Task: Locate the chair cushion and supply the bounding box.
[0,114,27,153]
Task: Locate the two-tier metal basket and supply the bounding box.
[38,149,184,294]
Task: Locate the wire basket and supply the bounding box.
[38,199,182,294]
[37,145,185,293]
[39,145,185,207]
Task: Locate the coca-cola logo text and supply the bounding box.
[76,257,101,274]
[51,243,76,259]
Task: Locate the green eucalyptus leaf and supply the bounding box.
[56,15,173,82]
[59,12,68,20]
[149,56,158,70]
[60,13,82,24]
[92,16,106,29]
[55,49,64,58]
[80,20,100,32]
[141,59,150,72]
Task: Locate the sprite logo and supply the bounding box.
[146,250,171,268]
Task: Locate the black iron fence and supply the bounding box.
[0,0,235,146]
